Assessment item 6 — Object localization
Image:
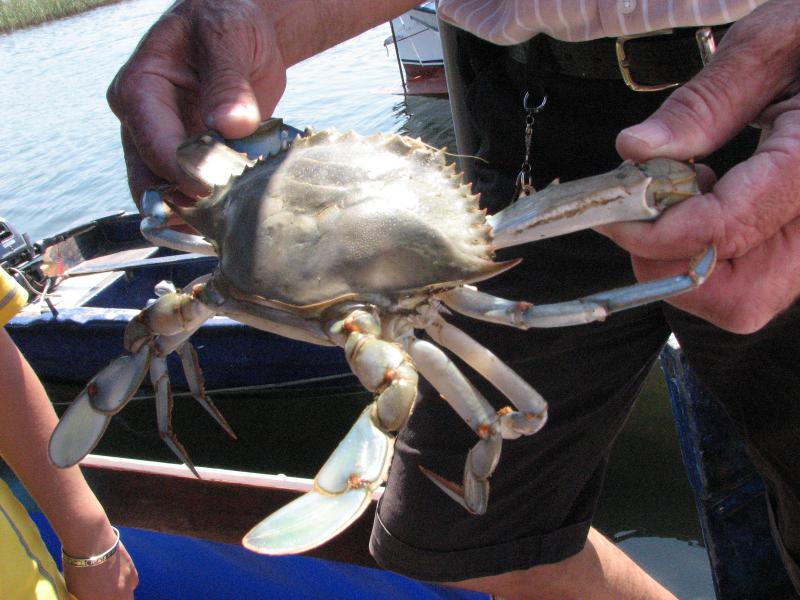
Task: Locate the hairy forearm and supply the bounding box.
[266,0,421,67]
[0,329,116,556]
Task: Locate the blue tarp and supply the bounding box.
[32,513,487,600]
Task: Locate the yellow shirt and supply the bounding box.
[0,265,28,327]
[0,480,76,600]
[1,267,77,598]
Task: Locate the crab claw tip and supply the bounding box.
[418,464,479,514]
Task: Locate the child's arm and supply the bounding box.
[0,328,138,600]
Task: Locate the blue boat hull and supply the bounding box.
[660,341,796,598]
[10,308,349,389]
[6,212,350,389]
[31,513,485,600]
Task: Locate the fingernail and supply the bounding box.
[620,121,671,150]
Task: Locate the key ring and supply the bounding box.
[523,91,548,114]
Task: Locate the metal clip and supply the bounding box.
[513,91,547,201]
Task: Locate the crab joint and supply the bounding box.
[383,368,397,385]
[499,405,544,421]
[343,316,360,333]
[348,474,366,488]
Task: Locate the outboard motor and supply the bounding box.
[0,217,45,296]
[0,218,34,267]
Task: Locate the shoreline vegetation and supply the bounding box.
[0,0,122,34]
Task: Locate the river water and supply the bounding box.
[0,1,714,597]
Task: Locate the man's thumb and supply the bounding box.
[201,65,262,139]
[616,13,788,162]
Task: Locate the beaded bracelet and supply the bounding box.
[61,526,120,568]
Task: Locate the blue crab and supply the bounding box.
[49,119,714,554]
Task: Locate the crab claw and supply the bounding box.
[48,347,151,467]
[243,406,392,554]
[488,158,699,248]
[140,189,217,256]
[176,133,257,188]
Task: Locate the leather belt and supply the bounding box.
[508,25,729,92]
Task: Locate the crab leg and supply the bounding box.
[244,406,391,554]
[422,312,547,438]
[150,336,236,477]
[137,289,230,472]
[49,281,220,472]
[439,245,715,329]
[176,342,237,439]
[150,351,200,477]
[244,307,415,554]
[487,158,699,248]
[405,338,503,515]
[213,294,334,347]
[48,347,151,468]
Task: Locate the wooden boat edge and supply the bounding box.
[79,454,383,568]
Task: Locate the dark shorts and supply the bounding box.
[370,32,800,587]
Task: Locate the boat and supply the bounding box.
[2,456,485,599]
[660,340,796,598]
[2,212,488,597]
[385,2,447,96]
[3,211,351,388]
[387,2,442,79]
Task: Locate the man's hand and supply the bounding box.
[107,0,420,209]
[107,0,288,206]
[601,0,800,334]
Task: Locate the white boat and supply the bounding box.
[385,2,446,95]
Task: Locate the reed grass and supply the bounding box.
[0,0,121,33]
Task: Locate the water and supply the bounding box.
[0,0,451,240]
[0,2,714,597]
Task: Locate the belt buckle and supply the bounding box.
[615,27,717,92]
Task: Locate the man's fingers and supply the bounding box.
[123,81,213,198]
[109,1,290,202]
[616,67,758,162]
[693,163,718,192]
[107,11,214,200]
[121,128,161,212]
[603,118,800,261]
[630,217,800,334]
